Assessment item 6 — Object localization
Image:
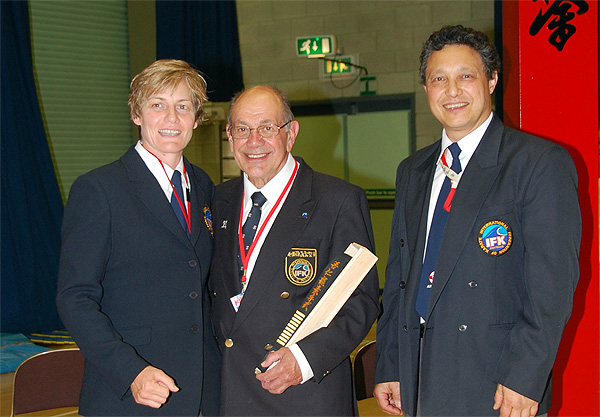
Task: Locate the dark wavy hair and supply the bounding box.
[419,25,500,85]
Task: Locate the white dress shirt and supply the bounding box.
[135,141,190,206]
[418,113,493,323]
[424,112,493,249]
[241,153,297,281]
[241,153,314,383]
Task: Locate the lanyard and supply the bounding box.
[440,149,461,188]
[142,145,191,235]
[238,159,299,292]
[440,148,461,212]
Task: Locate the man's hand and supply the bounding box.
[493,383,539,417]
[130,366,179,408]
[255,347,302,394]
[374,381,403,415]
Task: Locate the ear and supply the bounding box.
[285,120,300,152]
[226,124,234,152]
[132,114,142,126]
[489,71,499,94]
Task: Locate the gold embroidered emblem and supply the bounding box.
[285,248,317,286]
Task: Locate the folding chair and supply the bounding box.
[11,347,84,416]
[353,340,377,401]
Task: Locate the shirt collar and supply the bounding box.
[135,141,188,198]
[135,140,185,175]
[438,112,494,169]
[243,153,297,205]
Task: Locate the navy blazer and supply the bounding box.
[209,158,380,416]
[375,114,581,416]
[57,147,221,416]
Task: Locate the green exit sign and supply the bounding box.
[323,56,354,75]
[296,36,337,58]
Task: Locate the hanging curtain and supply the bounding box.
[1,1,64,333]
[156,0,244,102]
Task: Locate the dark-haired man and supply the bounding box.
[374,25,580,417]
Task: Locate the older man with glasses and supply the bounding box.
[208,85,380,416]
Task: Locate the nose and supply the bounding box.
[447,78,461,97]
[166,106,179,123]
[246,128,264,145]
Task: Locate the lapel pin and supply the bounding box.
[221,220,228,229]
[301,212,308,219]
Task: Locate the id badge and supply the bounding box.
[230,292,244,312]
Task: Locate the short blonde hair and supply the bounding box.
[129,59,208,121]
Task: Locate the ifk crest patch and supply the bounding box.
[478,220,512,256]
[285,248,317,286]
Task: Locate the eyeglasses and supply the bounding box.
[229,120,292,140]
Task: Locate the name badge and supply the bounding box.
[230,293,243,312]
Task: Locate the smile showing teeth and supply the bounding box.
[158,129,181,136]
[444,102,468,110]
[247,153,267,159]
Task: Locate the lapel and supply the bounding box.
[404,144,440,308]
[427,115,504,315]
[214,177,245,298]
[231,159,316,333]
[121,147,192,247]
[185,158,206,246]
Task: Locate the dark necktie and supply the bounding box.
[170,170,189,236]
[415,142,462,319]
[238,192,267,279]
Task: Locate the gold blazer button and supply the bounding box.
[280,291,290,299]
[225,338,234,348]
[264,343,274,351]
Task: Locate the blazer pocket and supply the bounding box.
[477,201,516,220]
[475,201,521,239]
[291,239,323,251]
[119,326,152,346]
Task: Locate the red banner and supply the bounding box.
[503,1,599,415]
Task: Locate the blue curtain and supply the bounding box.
[1,1,64,333]
[156,0,244,102]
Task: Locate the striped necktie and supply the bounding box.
[415,142,462,319]
[238,192,267,279]
[170,170,189,236]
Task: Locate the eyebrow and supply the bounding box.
[430,65,479,74]
[234,119,278,125]
[147,95,193,103]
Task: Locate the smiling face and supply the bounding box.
[132,80,198,168]
[423,44,498,142]
[227,86,299,188]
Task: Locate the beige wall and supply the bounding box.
[126,0,497,285]
[128,0,496,150]
[235,0,495,150]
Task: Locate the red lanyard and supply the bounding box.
[238,159,299,288]
[142,145,191,235]
[440,147,460,212]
